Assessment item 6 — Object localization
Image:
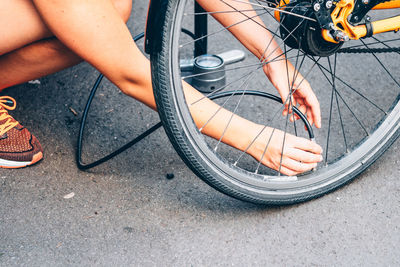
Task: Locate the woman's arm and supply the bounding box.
[196,0,321,128]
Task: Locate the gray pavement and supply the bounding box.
[1,1,399,266]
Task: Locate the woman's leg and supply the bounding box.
[0,0,132,168]
[0,0,131,56]
[0,0,51,56]
[0,0,132,90]
[0,38,80,90]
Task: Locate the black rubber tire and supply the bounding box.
[150,0,400,204]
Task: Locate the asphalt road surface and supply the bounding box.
[1,1,399,266]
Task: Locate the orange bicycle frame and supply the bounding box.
[322,0,400,42]
[370,0,400,34]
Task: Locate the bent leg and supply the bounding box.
[0,0,132,90]
[0,39,80,90]
[0,0,52,56]
[0,0,132,56]
[32,0,148,102]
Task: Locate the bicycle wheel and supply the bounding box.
[150,0,400,204]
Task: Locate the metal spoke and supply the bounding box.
[334,84,349,154]
[371,36,400,56]
[288,41,306,137]
[254,127,277,174]
[213,15,287,151]
[220,0,305,61]
[187,0,310,16]
[189,15,307,106]
[359,39,400,88]
[315,59,369,136]
[279,101,291,174]
[230,0,316,22]
[324,56,336,164]
[182,53,300,80]
[340,38,400,50]
[331,53,349,154]
[335,89,369,135]
[198,69,258,132]
[255,0,279,7]
[189,50,291,106]
[191,66,262,106]
[196,13,286,134]
[278,43,294,174]
[235,56,321,167]
[214,74,255,151]
[257,0,312,8]
[270,42,305,174]
[180,10,271,48]
[225,0,308,47]
[255,0,308,45]
[306,55,386,114]
[181,0,314,49]
[187,8,269,15]
[275,40,306,174]
[182,62,262,80]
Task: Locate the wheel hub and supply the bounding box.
[279,1,343,57]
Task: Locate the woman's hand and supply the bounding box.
[244,58,323,175]
[247,125,323,176]
[263,59,322,129]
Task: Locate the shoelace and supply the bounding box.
[0,96,19,136]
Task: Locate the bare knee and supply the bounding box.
[111,0,133,23]
[0,0,52,55]
[5,38,80,75]
[16,39,71,64]
[0,38,82,90]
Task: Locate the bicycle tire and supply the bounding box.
[151,0,400,204]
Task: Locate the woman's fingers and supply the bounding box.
[282,94,295,116]
[306,92,321,128]
[299,83,321,128]
[290,136,323,154]
[273,157,317,176]
[281,158,318,173]
[306,109,313,125]
[290,104,307,123]
[286,147,323,163]
[282,86,321,129]
[248,126,324,175]
[277,146,322,176]
[276,166,299,176]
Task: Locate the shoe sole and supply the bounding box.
[0,152,43,169]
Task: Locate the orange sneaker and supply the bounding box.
[0,96,43,168]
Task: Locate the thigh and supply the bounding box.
[0,0,132,57]
[31,0,142,89]
[0,0,52,55]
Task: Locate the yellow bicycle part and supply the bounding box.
[274,0,291,22]
[273,0,400,43]
[373,0,400,9]
[323,0,400,42]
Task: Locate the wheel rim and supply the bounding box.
[162,0,400,195]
